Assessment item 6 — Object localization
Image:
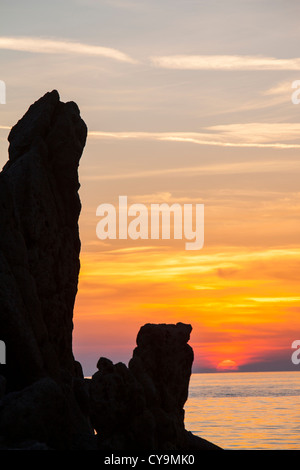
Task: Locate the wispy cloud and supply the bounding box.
[150,55,300,71]
[249,297,300,303]
[263,80,294,96]
[88,122,300,149]
[207,123,300,144]
[0,36,136,64]
[2,40,300,72]
[81,159,300,181]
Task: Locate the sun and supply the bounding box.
[217,359,239,371]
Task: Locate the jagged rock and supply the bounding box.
[0,91,95,449]
[89,323,221,450]
[0,90,87,390]
[89,358,149,449]
[130,322,194,417]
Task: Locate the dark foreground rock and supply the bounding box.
[0,89,87,390]
[0,90,94,449]
[89,323,221,450]
[0,92,221,450]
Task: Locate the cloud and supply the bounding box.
[0,36,136,64]
[248,297,300,303]
[88,122,300,149]
[263,80,294,96]
[81,159,300,181]
[207,123,300,144]
[2,40,299,71]
[150,54,300,71]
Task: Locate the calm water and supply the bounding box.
[184,371,300,450]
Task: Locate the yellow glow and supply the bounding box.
[217,359,239,371]
[74,242,300,371]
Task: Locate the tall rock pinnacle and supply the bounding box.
[0,90,87,390]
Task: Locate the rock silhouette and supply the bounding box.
[90,323,220,450]
[0,90,86,390]
[0,90,93,449]
[0,91,221,450]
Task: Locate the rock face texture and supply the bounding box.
[0,90,86,390]
[0,91,221,450]
[0,91,93,449]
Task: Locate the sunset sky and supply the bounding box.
[1,0,300,376]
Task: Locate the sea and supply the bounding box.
[184,371,300,450]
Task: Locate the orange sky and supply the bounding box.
[73,169,300,375]
[1,1,300,377]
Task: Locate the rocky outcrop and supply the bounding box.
[0,91,221,451]
[0,91,94,449]
[0,90,86,390]
[89,323,221,450]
